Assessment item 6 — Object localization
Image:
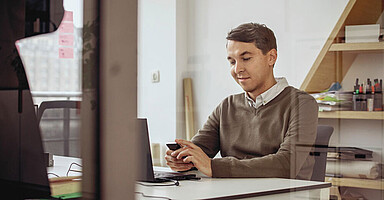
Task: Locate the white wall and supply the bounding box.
[187,0,349,131]
[138,0,177,143]
[175,0,190,139]
[139,0,374,144]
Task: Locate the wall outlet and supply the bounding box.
[151,70,160,83]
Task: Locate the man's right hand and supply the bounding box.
[165,148,194,172]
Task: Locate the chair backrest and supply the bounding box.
[310,125,333,182]
[38,100,81,157]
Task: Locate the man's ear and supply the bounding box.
[267,49,277,66]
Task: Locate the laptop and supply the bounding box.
[137,118,198,183]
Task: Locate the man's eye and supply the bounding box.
[243,57,251,61]
[229,60,236,65]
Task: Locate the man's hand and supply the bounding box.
[174,139,212,177]
[165,148,194,172]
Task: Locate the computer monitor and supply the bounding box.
[137,118,156,182]
[0,90,51,199]
[0,0,64,198]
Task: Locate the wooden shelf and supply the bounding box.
[325,177,384,190]
[319,111,384,120]
[300,0,384,93]
[329,42,384,53]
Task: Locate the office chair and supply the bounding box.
[310,125,334,182]
[37,100,81,157]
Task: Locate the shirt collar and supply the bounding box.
[245,77,289,109]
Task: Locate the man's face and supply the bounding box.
[226,40,277,98]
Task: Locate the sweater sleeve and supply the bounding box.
[211,94,318,179]
[191,104,221,158]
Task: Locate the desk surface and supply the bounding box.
[137,167,331,200]
[137,178,330,200]
[49,156,330,200]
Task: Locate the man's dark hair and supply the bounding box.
[226,22,277,55]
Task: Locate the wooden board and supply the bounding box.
[329,42,384,52]
[326,177,384,190]
[184,78,195,140]
[318,111,384,120]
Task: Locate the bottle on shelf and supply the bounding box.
[353,78,366,111]
[352,78,383,112]
[373,79,383,111]
[366,78,374,112]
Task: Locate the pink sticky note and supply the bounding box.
[15,40,21,53]
[59,22,74,33]
[59,34,74,46]
[62,11,73,22]
[59,47,74,59]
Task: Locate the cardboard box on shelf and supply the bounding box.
[345,24,380,43]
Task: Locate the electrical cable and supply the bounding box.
[137,178,179,187]
[66,162,82,176]
[47,172,60,177]
[134,192,172,200]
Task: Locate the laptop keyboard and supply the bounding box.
[154,171,197,180]
[154,171,178,178]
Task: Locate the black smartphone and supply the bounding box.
[166,142,181,151]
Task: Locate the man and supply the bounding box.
[165,22,318,179]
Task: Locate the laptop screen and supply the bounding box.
[137,118,156,182]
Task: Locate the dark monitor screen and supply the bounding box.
[137,118,156,182]
[0,90,51,199]
[0,0,64,198]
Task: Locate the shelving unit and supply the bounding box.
[325,177,384,190]
[319,111,384,120]
[300,0,383,93]
[300,0,384,197]
[301,0,384,119]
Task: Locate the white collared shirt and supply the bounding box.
[245,77,289,109]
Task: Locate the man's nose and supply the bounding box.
[234,63,244,74]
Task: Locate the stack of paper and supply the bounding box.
[327,147,373,160]
[50,176,81,197]
[311,92,353,112]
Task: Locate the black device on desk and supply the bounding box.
[137,118,198,183]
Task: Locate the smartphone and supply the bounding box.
[166,142,181,151]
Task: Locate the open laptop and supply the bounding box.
[137,118,198,183]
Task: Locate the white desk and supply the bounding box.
[47,155,82,178]
[49,156,330,199]
[46,155,82,196]
[136,167,331,200]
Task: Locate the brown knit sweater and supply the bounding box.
[191,86,318,179]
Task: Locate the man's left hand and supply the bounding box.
[173,139,212,177]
